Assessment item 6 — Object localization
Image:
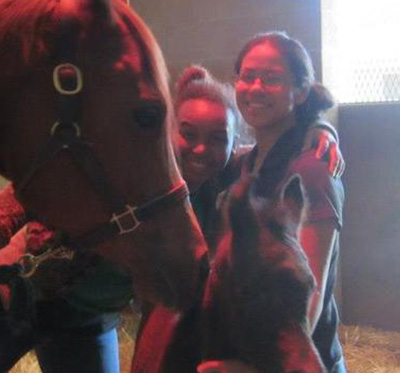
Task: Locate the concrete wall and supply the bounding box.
[130,0,322,83]
[340,103,400,331]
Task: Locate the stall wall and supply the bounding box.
[340,103,400,331]
[130,0,322,82]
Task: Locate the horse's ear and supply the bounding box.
[280,174,306,226]
[228,172,272,268]
[230,162,253,202]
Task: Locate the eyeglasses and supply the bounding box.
[237,71,289,89]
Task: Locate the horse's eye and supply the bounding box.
[133,100,166,129]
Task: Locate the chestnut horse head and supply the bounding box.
[0,0,207,309]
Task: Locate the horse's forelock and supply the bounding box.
[0,0,175,149]
[0,0,116,73]
[81,0,113,21]
[0,0,57,73]
[0,0,170,99]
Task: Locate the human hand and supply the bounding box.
[0,183,27,248]
[302,127,345,178]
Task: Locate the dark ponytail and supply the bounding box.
[296,83,335,125]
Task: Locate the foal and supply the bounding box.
[200,174,326,372]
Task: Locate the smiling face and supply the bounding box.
[235,41,305,135]
[176,98,235,191]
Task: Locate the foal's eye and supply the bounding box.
[132,100,166,129]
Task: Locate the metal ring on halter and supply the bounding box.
[51,121,81,138]
[53,63,83,95]
[17,247,75,278]
[17,254,38,278]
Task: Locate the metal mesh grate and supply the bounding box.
[322,0,400,104]
[344,61,400,104]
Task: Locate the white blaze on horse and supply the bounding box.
[0,0,207,309]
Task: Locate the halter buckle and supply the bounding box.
[53,63,83,95]
[111,205,141,235]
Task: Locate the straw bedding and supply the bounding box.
[8,310,400,373]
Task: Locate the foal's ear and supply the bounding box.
[280,174,306,225]
[229,160,254,202]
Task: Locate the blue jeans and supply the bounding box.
[35,327,120,373]
[332,356,347,373]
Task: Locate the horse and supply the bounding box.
[199,173,326,372]
[131,174,326,372]
[0,0,207,310]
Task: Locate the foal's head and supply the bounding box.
[228,173,314,323]
[0,0,207,309]
[203,174,323,371]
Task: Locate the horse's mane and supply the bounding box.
[0,0,173,130]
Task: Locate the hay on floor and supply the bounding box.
[339,325,400,373]
[8,317,400,372]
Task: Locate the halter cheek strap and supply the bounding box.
[7,31,189,279]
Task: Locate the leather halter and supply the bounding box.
[11,29,189,278]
